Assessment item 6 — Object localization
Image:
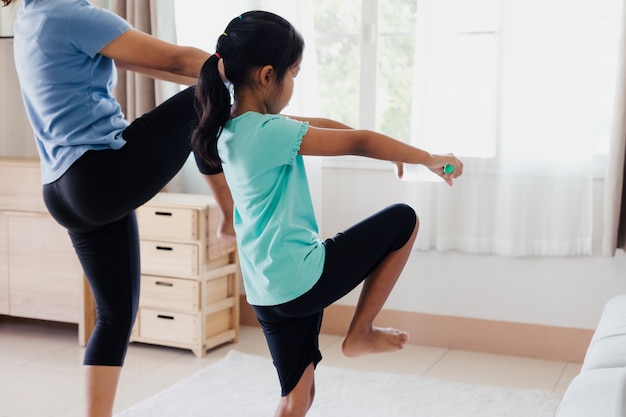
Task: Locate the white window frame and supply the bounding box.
[322,0,416,171]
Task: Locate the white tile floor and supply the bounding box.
[0,316,580,417]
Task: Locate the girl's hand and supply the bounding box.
[426,154,463,186]
[393,161,405,179]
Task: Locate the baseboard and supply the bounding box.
[239,295,592,363]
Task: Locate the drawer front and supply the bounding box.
[140,275,199,312]
[140,240,199,278]
[137,205,199,241]
[138,308,198,345]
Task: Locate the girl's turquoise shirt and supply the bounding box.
[218,112,326,306]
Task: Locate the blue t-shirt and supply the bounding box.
[218,112,326,306]
[13,0,132,183]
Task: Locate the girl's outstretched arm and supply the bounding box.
[299,126,463,185]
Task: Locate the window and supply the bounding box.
[175,1,622,166]
[411,0,499,158]
[172,1,624,256]
[313,0,622,170]
[313,0,418,142]
[312,0,497,154]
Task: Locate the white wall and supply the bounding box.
[321,167,626,331]
[185,161,626,331]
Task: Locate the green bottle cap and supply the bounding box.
[444,164,454,174]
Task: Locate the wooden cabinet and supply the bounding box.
[0,158,95,345]
[8,213,83,322]
[131,192,240,357]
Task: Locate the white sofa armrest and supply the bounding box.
[555,367,626,417]
[582,295,626,372]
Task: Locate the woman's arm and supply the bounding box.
[299,126,463,185]
[100,28,210,85]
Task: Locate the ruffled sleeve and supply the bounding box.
[258,115,309,168]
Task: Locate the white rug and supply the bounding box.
[115,350,562,417]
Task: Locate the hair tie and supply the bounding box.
[214,52,221,60]
[222,32,228,37]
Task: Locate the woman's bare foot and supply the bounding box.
[342,326,409,358]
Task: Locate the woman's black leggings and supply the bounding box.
[42,86,220,366]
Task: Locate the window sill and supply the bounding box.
[320,155,609,180]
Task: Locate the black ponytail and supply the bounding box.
[191,54,231,167]
[191,11,305,166]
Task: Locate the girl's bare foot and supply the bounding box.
[342,326,409,358]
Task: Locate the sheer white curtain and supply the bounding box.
[407,0,621,257]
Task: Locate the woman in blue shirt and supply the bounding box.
[193,11,462,417]
[4,0,234,416]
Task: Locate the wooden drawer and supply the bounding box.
[137,308,198,345]
[132,192,240,357]
[140,275,199,312]
[137,205,199,241]
[140,240,199,278]
[139,192,237,261]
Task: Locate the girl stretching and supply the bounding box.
[192,10,462,417]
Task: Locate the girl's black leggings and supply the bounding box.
[42,86,220,366]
